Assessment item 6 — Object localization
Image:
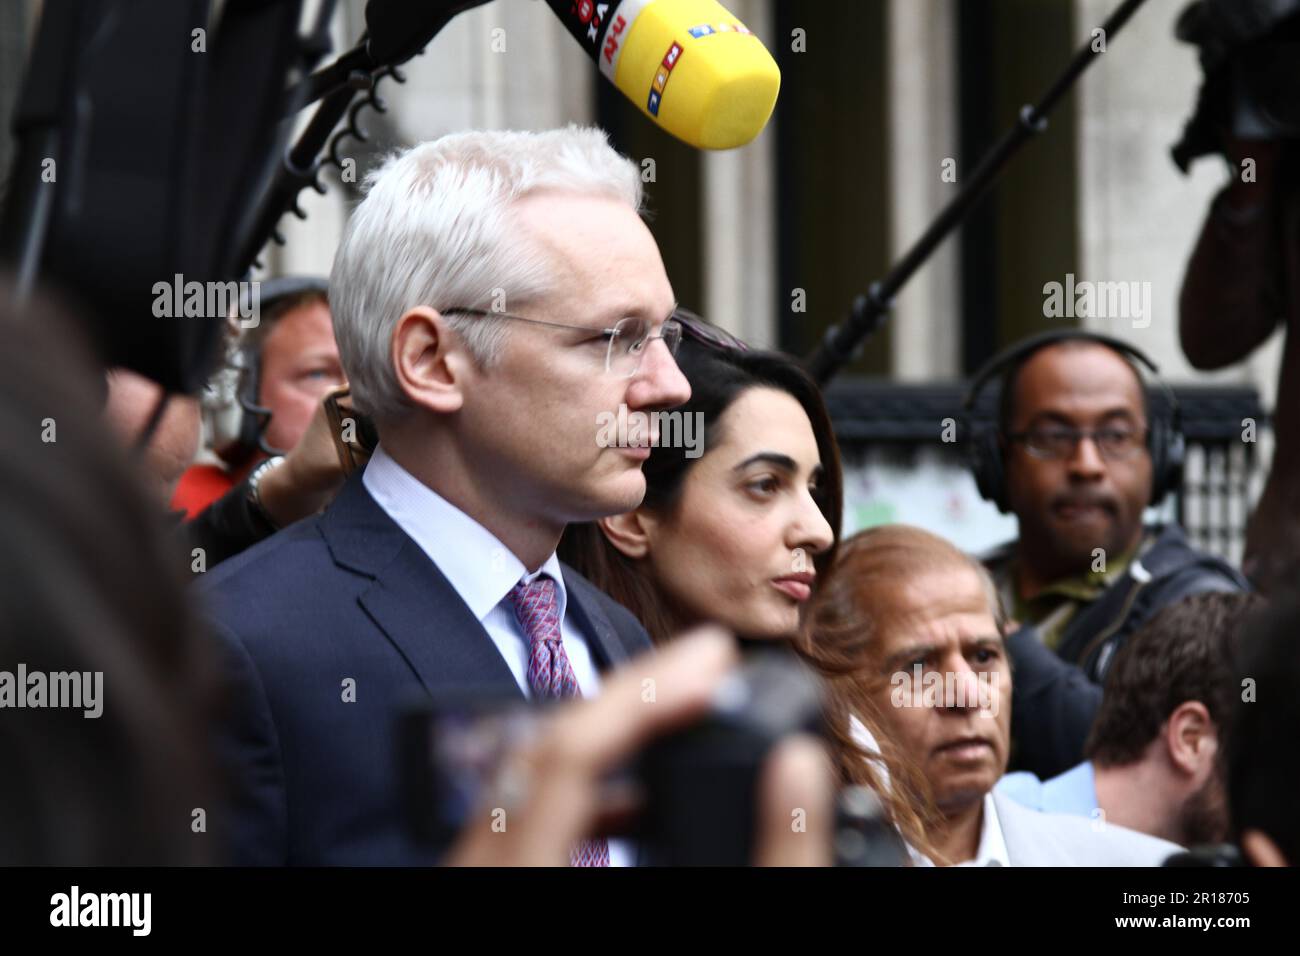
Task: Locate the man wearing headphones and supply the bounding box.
[966,331,1247,778]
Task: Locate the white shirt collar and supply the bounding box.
[848,714,892,794]
[957,792,1010,867]
[361,444,569,623]
[912,791,1010,867]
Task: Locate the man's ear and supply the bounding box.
[598,510,655,560]
[391,307,471,415]
[1241,828,1289,867]
[1165,700,1214,776]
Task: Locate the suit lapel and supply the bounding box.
[359,538,524,699]
[992,790,1043,866]
[561,564,639,673]
[321,475,523,700]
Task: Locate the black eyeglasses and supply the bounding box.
[1008,425,1148,461]
[439,306,682,378]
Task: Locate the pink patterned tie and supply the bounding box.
[508,575,610,867]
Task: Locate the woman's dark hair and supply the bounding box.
[0,282,215,864]
[559,335,843,644]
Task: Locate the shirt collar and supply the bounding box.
[909,791,1010,867]
[1034,533,1148,597]
[956,792,1011,867]
[1001,532,1151,629]
[361,444,568,623]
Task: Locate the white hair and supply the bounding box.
[329,125,644,422]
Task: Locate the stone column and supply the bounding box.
[886,0,960,380]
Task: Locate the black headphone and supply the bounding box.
[961,330,1185,514]
[211,276,330,460]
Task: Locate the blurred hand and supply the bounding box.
[256,389,360,526]
[446,627,836,867]
[753,734,836,867]
[1241,829,1289,867]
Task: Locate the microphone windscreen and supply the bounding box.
[582,0,781,150]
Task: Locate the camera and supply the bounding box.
[1173,0,1300,171]
[399,646,909,866]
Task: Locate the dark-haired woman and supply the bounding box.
[560,313,938,858]
[562,315,840,643]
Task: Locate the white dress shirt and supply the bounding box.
[362,445,602,698]
[849,715,891,792]
[362,445,633,866]
[913,791,1010,867]
[956,792,1010,867]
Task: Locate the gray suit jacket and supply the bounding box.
[994,791,1182,866]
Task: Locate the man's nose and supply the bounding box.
[1067,433,1106,479]
[626,338,691,411]
[937,657,983,713]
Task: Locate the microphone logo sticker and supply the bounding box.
[569,0,610,45]
[647,43,682,117]
[687,23,753,40]
[603,14,628,65]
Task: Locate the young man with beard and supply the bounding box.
[998,591,1261,847]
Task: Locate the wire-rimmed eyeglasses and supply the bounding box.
[439,306,684,378]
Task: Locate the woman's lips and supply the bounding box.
[771,574,814,602]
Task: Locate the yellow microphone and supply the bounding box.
[544,0,781,150]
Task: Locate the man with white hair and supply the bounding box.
[198,126,691,865]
